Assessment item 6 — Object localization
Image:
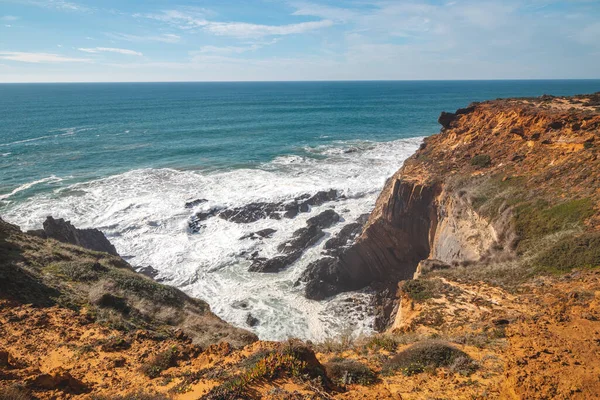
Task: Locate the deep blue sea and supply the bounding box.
[1,80,599,340]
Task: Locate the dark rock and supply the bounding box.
[188,190,342,229]
[189,207,222,233]
[0,350,11,368]
[370,282,399,332]
[249,210,342,273]
[231,300,250,309]
[323,214,369,256]
[219,202,287,223]
[249,253,301,273]
[303,189,339,207]
[297,257,353,300]
[305,209,340,229]
[438,112,457,129]
[548,121,564,130]
[246,313,259,327]
[239,228,277,240]
[136,265,160,280]
[30,216,118,256]
[185,199,208,208]
[438,106,475,129]
[277,224,326,254]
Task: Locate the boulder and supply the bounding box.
[184,199,208,208]
[246,313,259,327]
[28,217,118,256]
[239,228,277,240]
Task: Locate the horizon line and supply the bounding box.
[1,78,600,85]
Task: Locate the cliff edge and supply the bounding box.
[301,93,600,299]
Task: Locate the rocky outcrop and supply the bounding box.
[249,209,341,273]
[28,216,119,256]
[300,181,440,299]
[189,190,342,232]
[1,218,257,348]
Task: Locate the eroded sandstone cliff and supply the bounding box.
[302,93,600,300]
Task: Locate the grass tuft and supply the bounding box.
[382,341,475,376]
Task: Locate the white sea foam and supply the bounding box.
[0,176,63,201]
[3,137,423,341]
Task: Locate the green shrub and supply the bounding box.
[535,232,600,273]
[365,335,399,352]
[471,154,491,168]
[382,341,473,376]
[47,260,107,282]
[402,279,444,302]
[108,269,184,307]
[324,359,376,385]
[515,198,594,243]
[141,347,180,378]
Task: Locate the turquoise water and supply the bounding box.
[2,80,599,202]
[1,80,599,340]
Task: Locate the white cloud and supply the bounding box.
[1,15,19,21]
[14,0,88,12]
[5,25,12,28]
[0,51,91,63]
[107,32,181,44]
[191,39,278,56]
[78,47,143,56]
[204,19,333,38]
[140,9,333,38]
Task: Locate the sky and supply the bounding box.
[0,0,599,82]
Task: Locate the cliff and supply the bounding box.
[2,93,600,399]
[302,93,600,299]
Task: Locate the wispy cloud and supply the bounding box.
[11,0,88,12]
[78,47,143,56]
[1,15,19,21]
[106,32,181,44]
[0,51,91,63]
[139,9,333,38]
[204,20,333,38]
[191,39,278,56]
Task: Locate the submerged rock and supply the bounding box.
[28,216,119,256]
[184,198,208,208]
[239,228,277,240]
[246,313,259,327]
[136,265,161,281]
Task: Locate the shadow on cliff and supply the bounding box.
[0,219,60,307]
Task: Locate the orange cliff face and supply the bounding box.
[300,93,600,301]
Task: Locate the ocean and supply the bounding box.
[1,80,599,340]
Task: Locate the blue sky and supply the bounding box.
[0,0,599,82]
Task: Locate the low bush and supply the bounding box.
[535,232,600,273]
[471,154,491,168]
[382,341,475,376]
[47,260,107,282]
[324,359,376,385]
[108,269,185,307]
[402,279,445,302]
[141,347,180,378]
[514,198,594,244]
